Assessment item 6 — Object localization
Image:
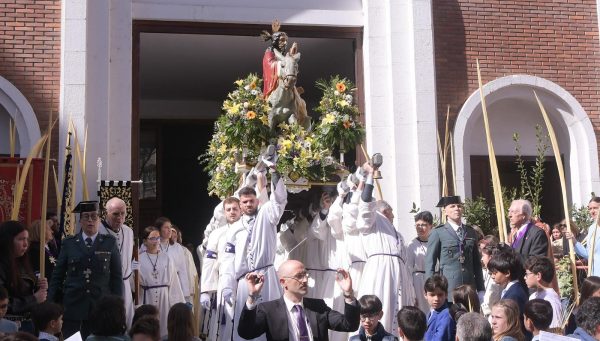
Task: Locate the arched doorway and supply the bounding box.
[454,75,600,216]
[0,76,41,156]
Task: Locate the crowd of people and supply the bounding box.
[2,151,600,341]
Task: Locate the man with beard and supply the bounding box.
[98,197,135,328]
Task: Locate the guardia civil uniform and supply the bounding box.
[48,201,123,339]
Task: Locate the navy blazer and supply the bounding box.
[501,281,528,314]
[238,296,360,341]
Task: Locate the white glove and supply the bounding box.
[200,293,212,310]
[131,260,140,271]
[223,288,234,306]
[337,181,350,197]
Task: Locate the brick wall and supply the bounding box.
[433,0,600,149]
[0,0,61,214]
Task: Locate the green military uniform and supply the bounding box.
[425,222,485,300]
[48,232,123,338]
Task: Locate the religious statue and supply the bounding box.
[261,20,311,131]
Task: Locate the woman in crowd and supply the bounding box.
[0,221,47,333]
[27,219,57,279]
[138,226,184,338]
[129,316,161,341]
[450,284,481,321]
[551,224,564,259]
[491,300,525,341]
[86,295,129,341]
[163,303,201,341]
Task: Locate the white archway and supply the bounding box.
[454,75,600,206]
[0,76,41,155]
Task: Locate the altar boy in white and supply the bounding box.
[98,197,135,328]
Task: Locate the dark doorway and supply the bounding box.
[470,155,563,225]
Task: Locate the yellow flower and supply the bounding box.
[229,103,241,114]
[235,79,244,86]
[260,114,269,126]
[282,140,293,150]
[250,81,257,89]
[218,144,228,154]
[322,113,335,125]
[336,82,346,93]
[246,111,257,119]
[337,100,349,107]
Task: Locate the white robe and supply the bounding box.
[138,250,185,338]
[98,223,135,328]
[160,241,191,300]
[407,237,430,314]
[200,225,229,341]
[220,178,287,341]
[357,200,417,336]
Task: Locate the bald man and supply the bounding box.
[238,260,360,341]
[99,197,135,327]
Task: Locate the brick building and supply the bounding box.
[0,0,598,240]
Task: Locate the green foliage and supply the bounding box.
[571,204,594,236]
[313,76,365,151]
[408,202,441,226]
[556,256,574,300]
[463,196,496,236]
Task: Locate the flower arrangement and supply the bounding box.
[275,123,338,182]
[313,76,365,152]
[556,255,574,300]
[220,74,273,148]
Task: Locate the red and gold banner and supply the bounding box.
[0,157,44,225]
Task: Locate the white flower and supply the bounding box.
[243,102,249,108]
[244,85,250,91]
[345,94,353,103]
[251,89,258,96]
[324,156,334,166]
[334,91,340,96]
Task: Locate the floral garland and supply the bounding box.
[313,76,365,152]
[556,255,573,300]
[275,123,338,182]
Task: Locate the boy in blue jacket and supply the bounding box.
[424,275,455,341]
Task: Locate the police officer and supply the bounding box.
[48,201,123,339]
[425,196,485,302]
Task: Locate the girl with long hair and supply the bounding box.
[491,300,525,341]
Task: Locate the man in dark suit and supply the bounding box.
[508,199,548,262]
[238,259,360,341]
[48,201,123,339]
[425,196,485,301]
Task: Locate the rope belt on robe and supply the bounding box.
[141,284,169,304]
[123,271,133,281]
[367,253,406,264]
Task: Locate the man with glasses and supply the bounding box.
[507,199,548,262]
[238,259,360,341]
[48,200,123,339]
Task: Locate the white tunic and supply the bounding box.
[221,178,287,341]
[160,241,191,299]
[99,223,135,328]
[407,237,430,314]
[482,269,501,317]
[340,191,366,291]
[357,200,417,336]
[138,250,185,337]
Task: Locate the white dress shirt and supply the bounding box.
[283,296,314,341]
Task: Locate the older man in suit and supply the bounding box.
[48,201,123,339]
[238,259,360,341]
[508,199,548,262]
[425,196,485,302]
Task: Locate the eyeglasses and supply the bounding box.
[81,213,99,221]
[415,224,430,228]
[147,236,160,241]
[284,272,310,282]
[360,313,381,322]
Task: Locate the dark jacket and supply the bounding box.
[349,323,398,341]
[238,296,360,341]
[48,232,123,320]
[28,241,56,280]
[0,260,37,317]
[512,222,548,262]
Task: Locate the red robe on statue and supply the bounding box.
[262,49,278,99]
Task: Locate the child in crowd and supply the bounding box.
[524,256,563,329]
[131,304,159,329]
[129,316,160,341]
[31,301,63,341]
[423,275,455,341]
[349,295,397,341]
[491,300,525,341]
[487,249,527,314]
[523,299,553,341]
[450,285,481,321]
[481,241,501,317]
[0,286,18,334]
[397,306,426,341]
